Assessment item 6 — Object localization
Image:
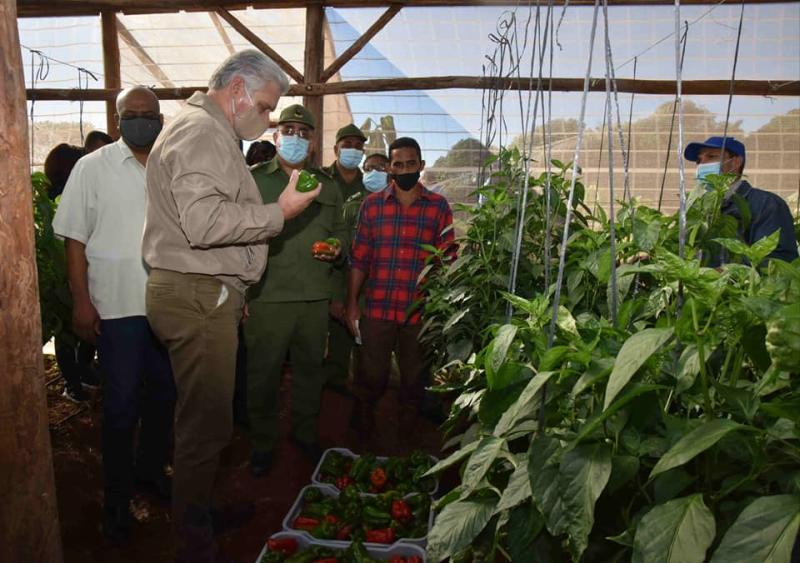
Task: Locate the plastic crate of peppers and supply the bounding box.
[258,532,425,562]
[283,485,433,547]
[312,449,438,496]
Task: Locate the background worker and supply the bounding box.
[684,135,798,265]
[322,124,369,393]
[345,137,455,449]
[245,105,347,475]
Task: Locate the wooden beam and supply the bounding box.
[215,8,305,84]
[17,0,788,19]
[117,18,177,89]
[209,12,237,56]
[25,77,800,101]
[304,1,324,166]
[0,0,63,560]
[101,11,121,138]
[319,3,402,83]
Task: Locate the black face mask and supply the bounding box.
[120,116,162,148]
[392,171,420,191]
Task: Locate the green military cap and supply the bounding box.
[335,123,367,143]
[278,104,315,129]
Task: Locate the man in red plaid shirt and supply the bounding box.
[345,137,455,444]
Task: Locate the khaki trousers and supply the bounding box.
[146,269,243,563]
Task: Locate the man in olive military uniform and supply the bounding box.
[321,124,368,392]
[246,105,347,475]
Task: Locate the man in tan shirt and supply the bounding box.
[142,50,320,563]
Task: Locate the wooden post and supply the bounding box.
[0,0,63,561]
[304,1,324,166]
[102,10,121,139]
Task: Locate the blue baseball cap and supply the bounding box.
[684,136,746,163]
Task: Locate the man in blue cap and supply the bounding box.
[684,136,798,264]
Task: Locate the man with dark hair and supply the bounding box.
[345,136,455,448]
[84,130,114,154]
[245,104,346,474]
[321,124,369,393]
[245,140,276,166]
[684,136,798,264]
[43,142,101,403]
[53,86,176,543]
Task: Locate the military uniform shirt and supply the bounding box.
[248,159,348,303]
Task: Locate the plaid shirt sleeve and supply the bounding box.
[349,196,373,273]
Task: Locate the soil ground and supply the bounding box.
[44,356,446,563]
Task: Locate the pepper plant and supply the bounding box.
[419,151,800,562]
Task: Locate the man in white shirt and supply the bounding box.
[53,86,176,544]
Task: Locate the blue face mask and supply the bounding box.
[277,135,309,165]
[363,170,388,192]
[696,161,721,184]
[338,148,364,170]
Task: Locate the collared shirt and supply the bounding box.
[247,159,347,303]
[350,183,455,324]
[324,161,365,202]
[53,140,149,319]
[142,91,284,294]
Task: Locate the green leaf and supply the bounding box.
[462,436,506,494]
[443,309,469,333]
[575,384,665,443]
[675,345,701,395]
[750,230,782,265]
[654,469,697,503]
[604,327,674,410]
[715,237,751,258]
[607,455,640,494]
[427,496,498,562]
[711,495,800,563]
[650,419,745,479]
[485,324,518,385]
[424,440,480,477]
[494,371,555,437]
[507,503,545,563]
[633,494,716,563]
[571,358,615,398]
[558,442,614,560]
[557,306,580,337]
[496,454,532,512]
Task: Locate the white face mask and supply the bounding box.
[230,87,268,141]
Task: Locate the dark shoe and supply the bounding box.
[249,450,273,478]
[324,378,352,397]
[103,504,132,544]
[62,385,88,403]
[210,501,255,534]
[135,471,172,500]
[291,438,322,464]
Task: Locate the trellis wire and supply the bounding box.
[674,0,688,259]
[657,22,689,212]
[28,50,50,169]
[540,0,601,430]
[602,0,618,326]
[719,2,746,165]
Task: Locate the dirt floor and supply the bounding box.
[44,356,447,563]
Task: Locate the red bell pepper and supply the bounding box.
[324,514,339,525]
[391,499,413,523]
[292,516,319,531]
[407,557,423,563]
[266,537,298,555]
[370,467,388,490]
[336,524,353,540]
[312,559,338,563]
[365,527,395,544]
[336,475,354,490]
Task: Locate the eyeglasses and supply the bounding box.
[279,125,311,140]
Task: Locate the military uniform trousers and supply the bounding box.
[245,299,329,452]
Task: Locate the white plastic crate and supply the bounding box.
[254,530,427,563]
[282,484,434,549]
[311,447,440,497]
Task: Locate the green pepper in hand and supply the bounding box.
[296,170,319,193]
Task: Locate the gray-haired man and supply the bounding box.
[142,49,320,563]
